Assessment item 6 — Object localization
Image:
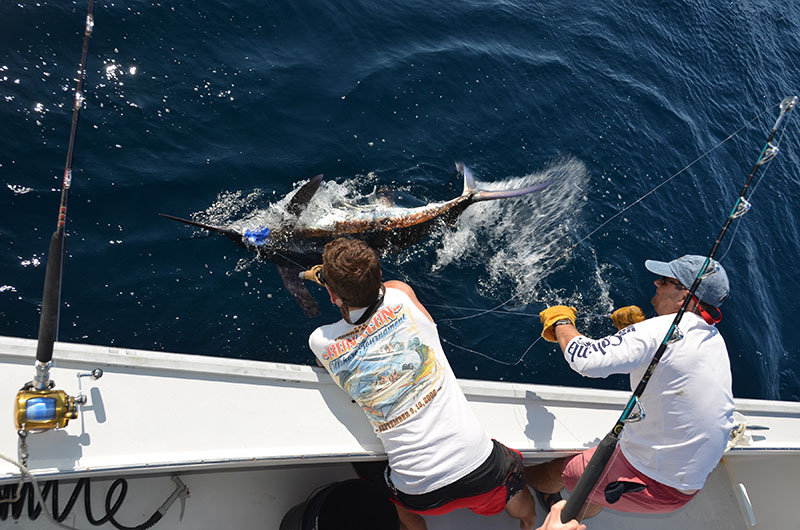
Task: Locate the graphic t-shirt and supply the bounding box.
[309,286,492,494]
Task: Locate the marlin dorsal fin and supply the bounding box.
[286,174,324,217]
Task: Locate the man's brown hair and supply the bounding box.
[322,238,382,307]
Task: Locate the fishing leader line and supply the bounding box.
[554,101,781,264]
[448,101,782,315]
[433,101,787,366]
[449,101,780,321]
[428,305,540,317]
[440,336,543,367]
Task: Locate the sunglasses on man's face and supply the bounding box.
[658,276,686,290]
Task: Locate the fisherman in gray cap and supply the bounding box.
[525,255,735,520]
[644,254,729,322]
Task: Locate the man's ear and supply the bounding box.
[326,286,341,307]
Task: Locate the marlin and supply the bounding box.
[160,163,549,318]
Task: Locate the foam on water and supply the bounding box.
[432,158,601,303]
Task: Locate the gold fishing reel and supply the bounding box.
[13,368,103,432]
[14,388,79,431]
[298,264,326,287]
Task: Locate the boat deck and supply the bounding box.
[4,456,795,530]
[1,336,799,529]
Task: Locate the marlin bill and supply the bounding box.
[160,163,549,318]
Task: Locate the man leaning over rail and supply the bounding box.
[308,237,537,530]
[525,255,736,519]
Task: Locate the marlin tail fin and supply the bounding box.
[455,162,551,202]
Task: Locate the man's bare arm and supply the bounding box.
[384,280,434,323]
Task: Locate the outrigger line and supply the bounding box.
[560,95,799,523]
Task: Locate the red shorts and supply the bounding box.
[561,445,696,513]
[401,480,510,516]
[353,439,525,516]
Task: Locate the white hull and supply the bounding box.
[2,335,799,529]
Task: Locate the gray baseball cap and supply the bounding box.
[645,254,730,307]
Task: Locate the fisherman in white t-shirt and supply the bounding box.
[306,238,538,530]
[525,255,736,520]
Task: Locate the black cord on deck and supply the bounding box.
[0,477,163,529]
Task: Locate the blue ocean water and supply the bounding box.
[1,0,799,401]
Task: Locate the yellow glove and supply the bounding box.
[539,305,577,342]
[610,305,645,330]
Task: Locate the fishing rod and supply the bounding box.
[560,95,799,523]
[14,0,101,434]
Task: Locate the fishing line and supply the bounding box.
[440,335,542,367]
[432,101,784,366]
[439,297,524,322]
[555,101,780,263]
[439,310,612,366]
[432,305,611,320]
[427,304,540,317]
[268,250,305,270]
[433,104,779,309]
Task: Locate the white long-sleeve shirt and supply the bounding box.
[564,313,735,490]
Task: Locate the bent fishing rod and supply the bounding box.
[14,0,101,435]
[560,95,798,523]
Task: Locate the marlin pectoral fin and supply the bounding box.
[375,186,395,206]
[159,213,243,244]
[274,262,321,318]
[286,174,324,217]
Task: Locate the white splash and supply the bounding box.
[299,175,420,229]
[432,157,591,304]
[105,63,121,80]
[20,256,41,267]
[7,184,32,194]
[195,188,276,229]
